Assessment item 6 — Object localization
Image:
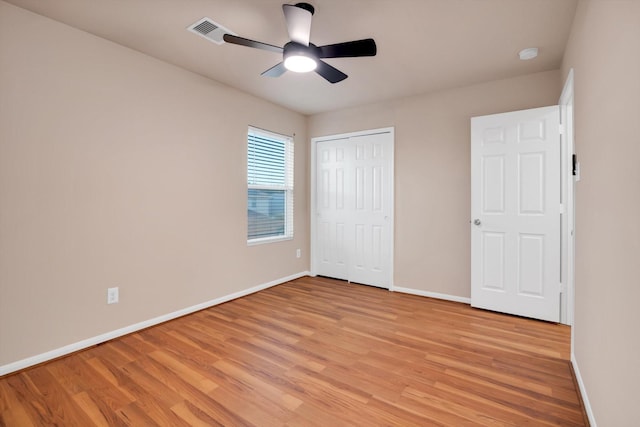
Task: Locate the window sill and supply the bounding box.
[247,235,293,246]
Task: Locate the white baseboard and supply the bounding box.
[0,271,310,376]
[392,286,471,304]
[571,352,597,426]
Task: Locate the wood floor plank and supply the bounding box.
[0,378,36,427]
[129,391,194,427]
[71,391,125,427]
[115,401,160,426]
[16,368,97,426]
[0,276,586,426]
[171,400,224,427]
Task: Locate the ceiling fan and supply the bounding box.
[223,2,377,83]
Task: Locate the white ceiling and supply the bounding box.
[4,0,578,115]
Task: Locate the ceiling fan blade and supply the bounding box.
[315,60,348,84]
[261,62,288,78]
[317,38,377,58]
[282,4,313,46]
[223,34,283,53]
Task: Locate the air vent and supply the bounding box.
[187,17,235,45]
[193,20,218,35]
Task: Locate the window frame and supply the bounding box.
[246,127,294,245]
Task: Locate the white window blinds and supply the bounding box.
[247,127,294,243]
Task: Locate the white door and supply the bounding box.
[315,139,349,281]
[314,130,393,288]
[471,106,560,322]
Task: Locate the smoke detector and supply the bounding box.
[187,17,236,45]
[518,47,539,60]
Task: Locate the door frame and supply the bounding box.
[310,127,395,289]
[559,69,576,326]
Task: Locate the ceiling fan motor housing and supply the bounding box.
[284,41,319,58]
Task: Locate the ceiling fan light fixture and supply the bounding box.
[284,54,317,72]
[283,42,318,73]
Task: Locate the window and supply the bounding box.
[247,127,294,244]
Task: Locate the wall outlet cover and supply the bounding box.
[107,287,119,304]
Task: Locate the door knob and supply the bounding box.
[473,219,481,226]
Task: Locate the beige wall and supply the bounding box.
[0,2,309,367]
[561,0,640,424]
[309,70,561,298]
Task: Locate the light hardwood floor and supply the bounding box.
[0,276,587,426]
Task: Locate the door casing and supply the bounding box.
[559,69,576,326]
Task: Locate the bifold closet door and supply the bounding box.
[315,131,393,288]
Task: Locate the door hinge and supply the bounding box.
[559,124,564,135]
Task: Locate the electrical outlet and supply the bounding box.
[107,287,119,304]
[296,249,301,258]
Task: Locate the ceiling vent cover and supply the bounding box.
[187,17,235,45]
